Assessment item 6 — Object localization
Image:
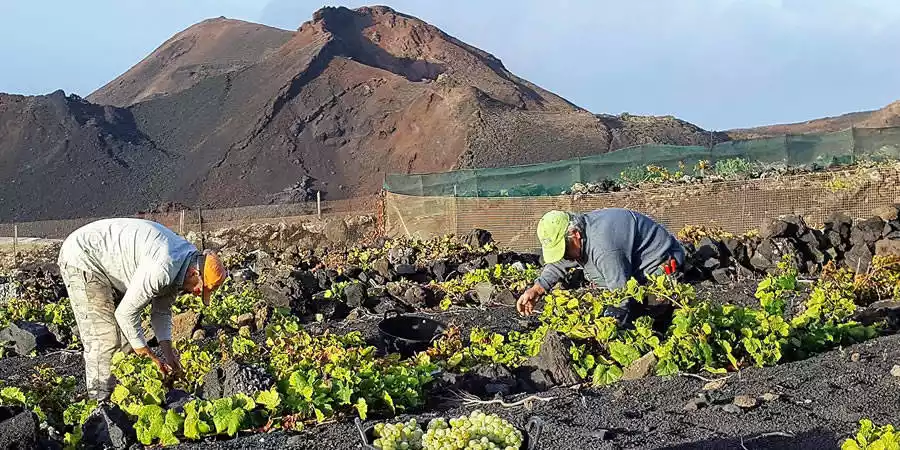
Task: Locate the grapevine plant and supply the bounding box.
[842,419,900,450]
[102,310,437,446]
[172,278,261,327]
[433,263,540,309]
[427,255,894,386]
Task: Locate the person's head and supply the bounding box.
[537,210,584,264]
[182,251,227,306]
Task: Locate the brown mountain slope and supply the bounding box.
[1,6,725,222]
[727,100,900,139]
[86,18,293,107]
[0,91,172,221]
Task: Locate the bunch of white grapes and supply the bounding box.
[372,419,425,450]
[372,411,523,450]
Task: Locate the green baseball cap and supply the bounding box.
[537,210,569,264]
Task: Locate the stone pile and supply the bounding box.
[684,205,900,283]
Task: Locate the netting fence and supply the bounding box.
[385,165,900,252]
[0,196,379,240]
[385,127,900,197]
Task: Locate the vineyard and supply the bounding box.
[0,209,899,449]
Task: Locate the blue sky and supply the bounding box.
[1,0,898,130]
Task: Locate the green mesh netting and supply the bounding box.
[384,127,900,197]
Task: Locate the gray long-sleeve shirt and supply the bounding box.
[535,208,685,291]
[58,218,199,350]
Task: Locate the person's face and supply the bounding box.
[182,266,203,296]
[564,229,583,260]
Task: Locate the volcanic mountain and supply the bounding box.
[3,6,734,222]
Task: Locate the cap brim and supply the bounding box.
[542,240,566,264]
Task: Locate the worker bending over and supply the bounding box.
[517,208,685,316]
[58,218,226,400]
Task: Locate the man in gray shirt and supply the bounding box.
[517,208,685,316]
[58,218,227,399]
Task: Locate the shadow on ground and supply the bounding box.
[656,428,840,450]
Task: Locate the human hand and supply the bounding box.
[134,346,173,375]
[516,285,545,316]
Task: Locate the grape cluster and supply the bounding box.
[372,419,425,450]
[372,411,523,450]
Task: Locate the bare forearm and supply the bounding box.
[159,340,176,363]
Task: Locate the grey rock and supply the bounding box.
[733,395,759,409]
[483,252,499,268]
[474,282,496,307]
[0,321,59,355]
[235,313,255,330]
[873,205,900,222]
[165,389,194,412]
[82,404,136,450]
[230,268,258,283]
[191,329,206,341]
[875,239,900,257]
[683,393,712,411]
[430,260,449,282]
[258,277,303,310]
[463,229,494,249]
[722,404,743,414]
[711,267,734,284]
[248,250,276,272]
[854,217,886,244]
[845,244,874,273]
[825,230,845,249]
[201,360,274,400]
[395,264,417,276]
[891,365,900,377]
[760,219,791,239]
[854,300,900,326]
[373,258,392,280]
[343,282,367,308]
[403,285,430,307]
[621,352,658,380]
[324,219,350,244]
[0,406,38,450]
[493,289,517,306]
[172,311,200,342]
[825,212,853,234]
[522,331,581,387]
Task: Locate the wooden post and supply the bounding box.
[198,207,204,251]
[317,192,322,219]
[180,210,185,235]
[12,225,17,267]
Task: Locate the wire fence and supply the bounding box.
[0,196,380,240]
[385,165,900,252]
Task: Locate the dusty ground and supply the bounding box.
[2,280,897,450]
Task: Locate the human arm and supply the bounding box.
[151,293,182,376]
[113,262,176,374]
[534,260,579,292]
[518,260,578,316]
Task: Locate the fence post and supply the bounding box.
[198,207,204,251]
[12,224,17,268]
[317,192,322,219]
[180,210,185,235]
[850,126,857,164]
